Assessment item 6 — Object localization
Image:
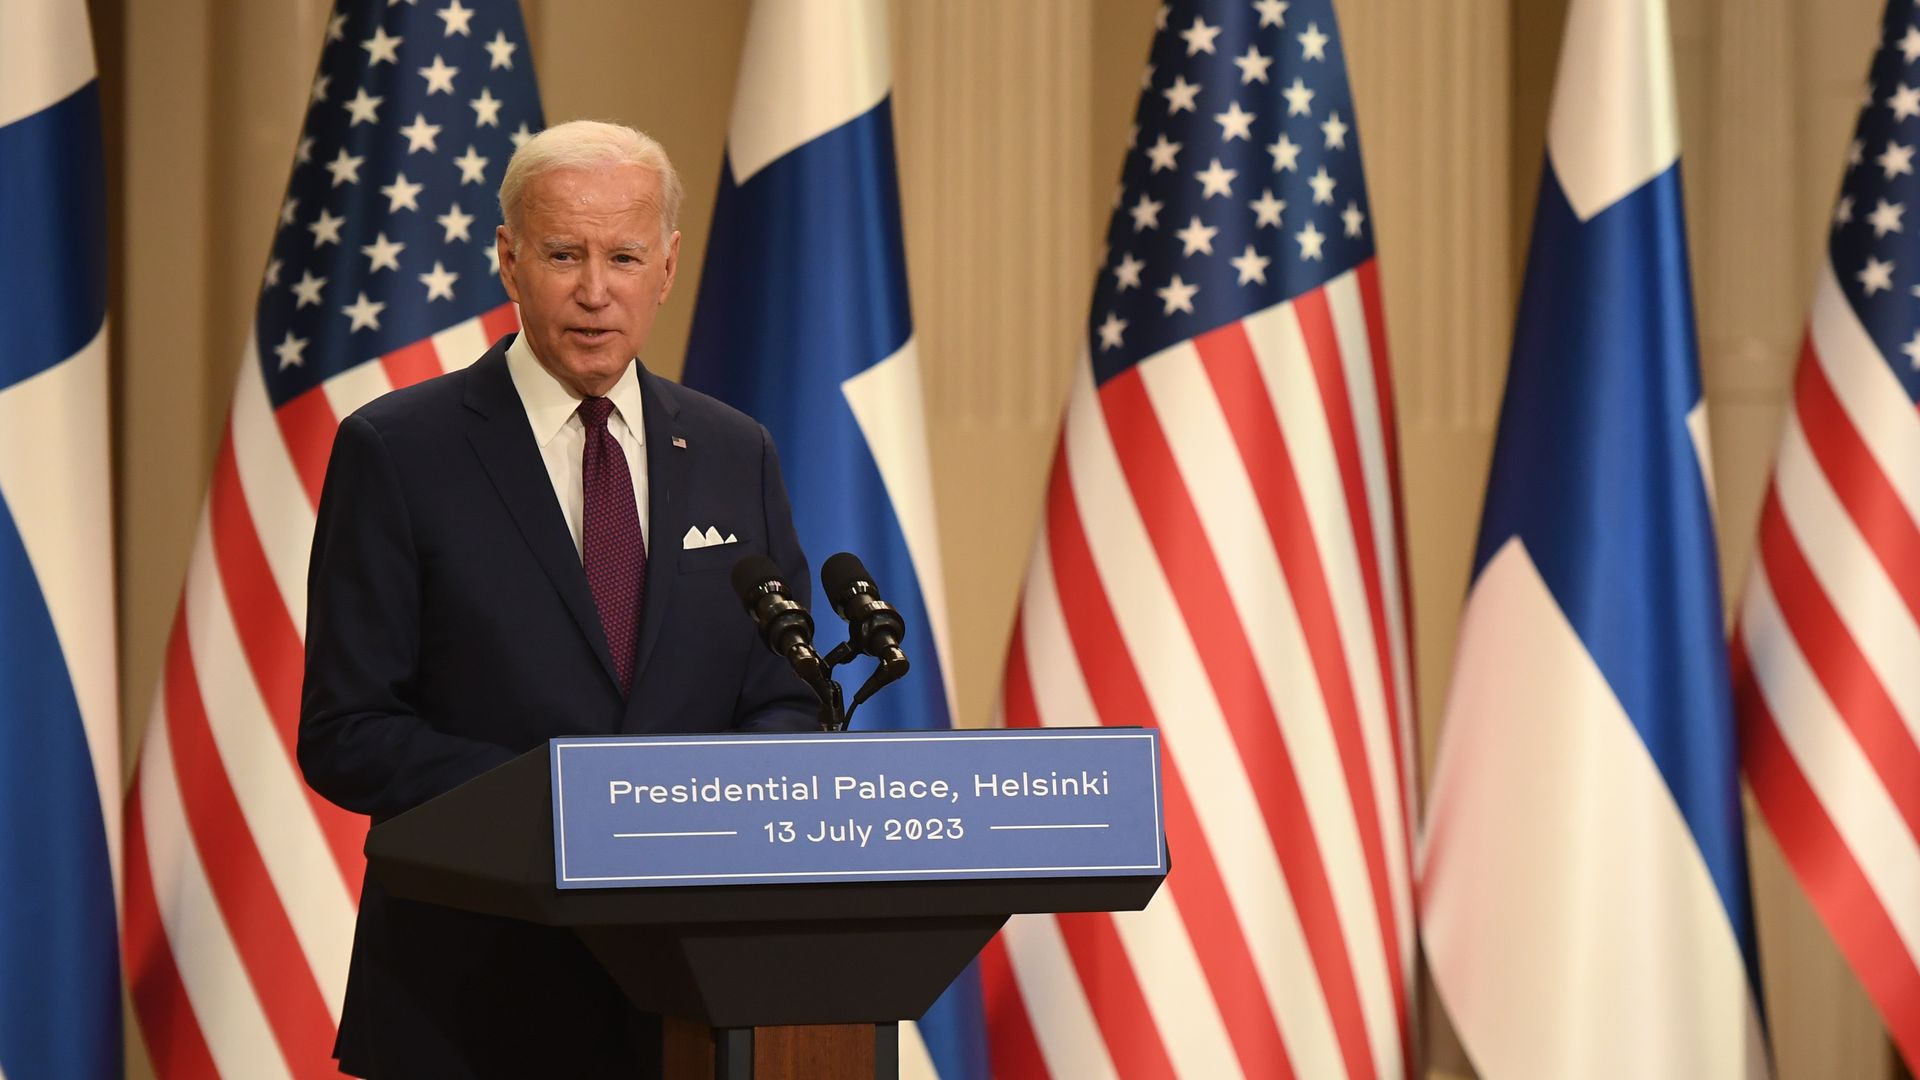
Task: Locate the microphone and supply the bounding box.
[820,553,909,675]
[731,555,824,683]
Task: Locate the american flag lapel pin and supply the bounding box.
[671,435,687,449]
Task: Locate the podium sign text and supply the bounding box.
[550,728,1165,888]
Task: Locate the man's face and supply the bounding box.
[496,163,680,398]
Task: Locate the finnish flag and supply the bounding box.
[1420,0,1769,1076]
[681,2,986,1077]
[0,1,122,1077]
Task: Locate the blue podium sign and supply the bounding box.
[550,727,1165,889]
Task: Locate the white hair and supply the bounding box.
[497,119,684,251]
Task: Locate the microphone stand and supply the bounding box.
[812,675,847,733]
[809,642,908,732]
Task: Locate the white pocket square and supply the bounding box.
[682,525,739,550]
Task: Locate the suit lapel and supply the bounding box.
[462,340,621,691]
[627,364,687,724]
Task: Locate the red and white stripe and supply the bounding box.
[1733,263,1920,1070]
[983,265,1416,1080]
[123,304,518,1078]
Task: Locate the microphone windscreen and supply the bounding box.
[820,552,872,599]
[731,554,786,605]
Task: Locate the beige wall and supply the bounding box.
[102,0,1896,1075]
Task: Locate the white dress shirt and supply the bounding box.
[504,333,650,560]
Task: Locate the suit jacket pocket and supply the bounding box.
[677,541,755,574]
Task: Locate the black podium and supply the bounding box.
[365,746,1167,1079]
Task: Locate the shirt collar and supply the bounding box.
[504,332,647,448]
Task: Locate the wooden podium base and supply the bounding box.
[663,1015,898,1080]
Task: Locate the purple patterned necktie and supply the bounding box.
[578,396,645,695]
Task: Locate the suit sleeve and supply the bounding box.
[298,413,516,819]
[732,424,825,733]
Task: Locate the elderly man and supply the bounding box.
[299,120,816,1077]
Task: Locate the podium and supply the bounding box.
[365,738,1166,1079]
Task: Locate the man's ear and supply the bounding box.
[495,225,520,302]
[658,230,682,303]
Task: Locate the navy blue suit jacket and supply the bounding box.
[299,335,816,1077]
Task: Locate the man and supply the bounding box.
[299,120,817,1077]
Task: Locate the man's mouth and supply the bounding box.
[568,328,613,343]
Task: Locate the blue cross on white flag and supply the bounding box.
[0,2,122,1077]
[681,2,986,1077]
[1420,1,1769,1076]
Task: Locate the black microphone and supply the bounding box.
[731,555,824,682]
[820,553,909,674]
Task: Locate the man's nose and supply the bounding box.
[574,261,610,307]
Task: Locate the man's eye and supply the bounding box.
[551,252,575,263]
[613,254,635,264]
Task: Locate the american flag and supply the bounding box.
[1732,0,1920,1068]
[120,2,540,1074]
[979,2,1416,1077]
